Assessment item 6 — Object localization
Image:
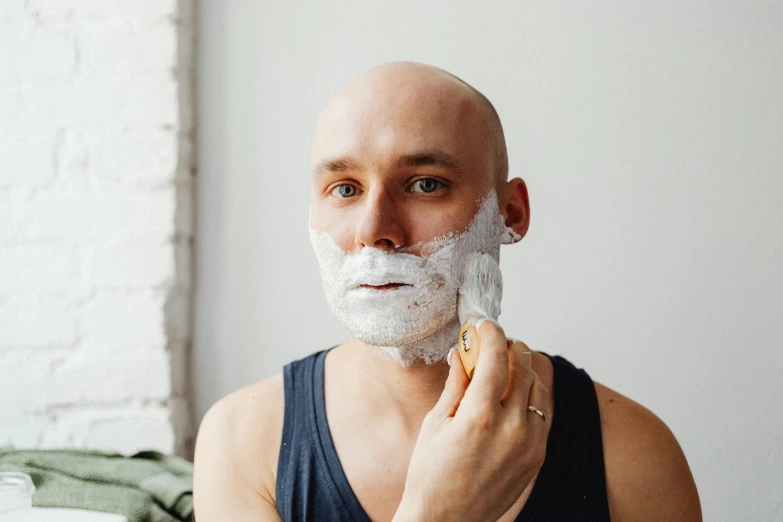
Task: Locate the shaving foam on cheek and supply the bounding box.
[309,188,509,367]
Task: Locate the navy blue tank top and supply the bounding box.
[276,349,611,521]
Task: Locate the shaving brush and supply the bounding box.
[456,252,506,379]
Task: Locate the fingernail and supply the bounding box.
[475,317,499,335]
[474,319,486,341]
[447,347,456,366]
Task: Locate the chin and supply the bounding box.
[357,316,461,368]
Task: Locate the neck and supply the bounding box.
[339,319,460,433]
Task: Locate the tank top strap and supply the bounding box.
[276,349,368,521]
[534,352,611,521]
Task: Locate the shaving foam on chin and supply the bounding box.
[310,188,511,367]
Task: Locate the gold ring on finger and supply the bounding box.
[527,405,546,421]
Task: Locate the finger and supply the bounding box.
[463,319,510,407]
[525,369,552,444]
[431,347,470,418]
[500,340,534,408]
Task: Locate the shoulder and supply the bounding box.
[194,373,285,504]
[593,381,703,521]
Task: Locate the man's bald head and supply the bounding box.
[435,66,509,184]
[313,61,508,185]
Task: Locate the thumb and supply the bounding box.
[431,347,470,418]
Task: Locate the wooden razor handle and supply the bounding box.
[458,323,513,380]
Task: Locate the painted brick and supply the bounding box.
[53,128,90,183]
[0,349,58,412]
[39,406,176,454]
[0,413,49,448]
[89,126,179,189]
[81,291,167,348]
[1,0,194,455]
[0,119,57,190]
[77,19,177,76]
[22,0,177,23]
[46,349,172,405]
[0,23,77,82]
[0,294,79,348]
[27,190,176,240]
[0,2,25,27]
[0,243,83,295]
[82,410,175,455]
[87,236,175,288]
[16,75,179,128]
[0,194,28,242]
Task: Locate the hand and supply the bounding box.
[393,320,551,522]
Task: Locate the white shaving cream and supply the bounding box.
[309,188,517,366]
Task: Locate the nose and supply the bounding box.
[355,187,405,252]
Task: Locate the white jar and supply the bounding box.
[0,472,35,522]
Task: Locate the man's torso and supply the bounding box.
[265,345,558,521]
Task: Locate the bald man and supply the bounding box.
[194,62,702,521]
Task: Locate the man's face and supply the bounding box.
[307,66,516,363]
[309,72,499,253]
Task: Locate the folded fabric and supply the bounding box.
[0,449,193,522]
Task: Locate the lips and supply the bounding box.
[349,273,420,289]
[358,283,411,291]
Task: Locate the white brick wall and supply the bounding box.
[0,0,195,456]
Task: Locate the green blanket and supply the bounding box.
[0,449,193,522]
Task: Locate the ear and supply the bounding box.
[500,178,530,242]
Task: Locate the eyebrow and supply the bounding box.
[395,150,464,175]
[313,149,465,178]
[313,156,362,177]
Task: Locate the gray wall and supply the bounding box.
[195,2,783,520]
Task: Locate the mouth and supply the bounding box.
[358,283,412,291]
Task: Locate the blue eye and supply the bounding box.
[411,178,441,193]
[331,184,357,198]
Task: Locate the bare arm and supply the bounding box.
[193,376,285,522]
[596,383,702,522]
